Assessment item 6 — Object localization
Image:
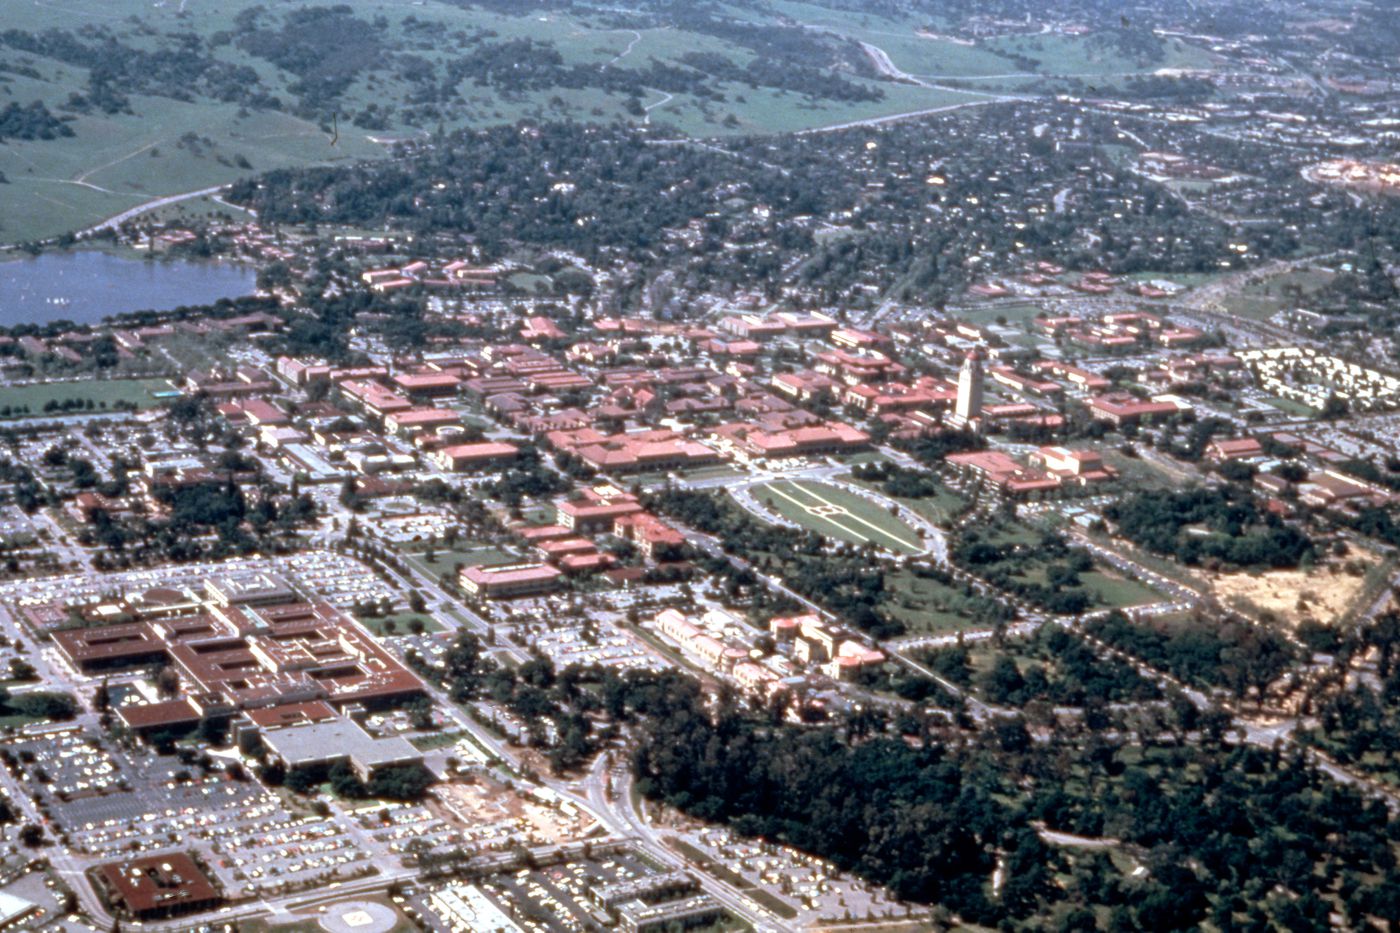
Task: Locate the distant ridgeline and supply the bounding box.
[0,1,881,131]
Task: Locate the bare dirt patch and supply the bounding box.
[1209,550,1380,626]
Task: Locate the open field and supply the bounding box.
[1219,266,1337,321]
[0,377,175,416]
[1265,395,1319,417]
[982,32,1217,76]
[357,612,443,637]
[844,473,967,526]
[1211,549,1386,627]
[957,301,1046,327]
[884,569,993,636]
[404,543,518,580]
[1080,570,1166,610]
[0,95,382,244]
[751,480,925,555]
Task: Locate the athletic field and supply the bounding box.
[751,480,925,555]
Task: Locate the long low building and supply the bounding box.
[431,441,520,472]
[460,562,563,599]
[1086,393,1185,426]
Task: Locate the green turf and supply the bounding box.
[751,479,926,555]
[883,569,989,636]
[1265,396,1319,417]
[958,302,1046,327]
[1079,570,1164,609]
[0,377,175,416]
[834,451,889,466]
[410,730,465,751]
[357,613,443,637]
[0,715,41,729]
[405,544,519,580]
[843,473,967,526]
[1219,267,1336,322]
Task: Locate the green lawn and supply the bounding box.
[1080,570,1165,609]
[884,569,990,636]
[750,480,926,555]
[1219,267,1336,322]
[844,473,968,526]
[0,377,176,417]
[833,450,890,466]
[410,730,465,751]
[357,612,443,637]
[1265,396,1318,417]
[404,544,518,580]
[0,713,48,730]
[637,464,749,487]
[1100,449,1183,491]
[958,302,1045,327]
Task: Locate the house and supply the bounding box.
[258,715,422,782]
[392,372,461,400]
[614,512,686,559]
[384,408,461,436]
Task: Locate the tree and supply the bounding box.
[155,666,181,698]
[284,767,319,794]
[366,763,434,801]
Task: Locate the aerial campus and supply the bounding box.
[6,0,1400,931]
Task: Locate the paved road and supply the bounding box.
[583,758,792,933]
[77,185,226,238]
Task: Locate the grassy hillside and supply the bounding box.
[0,0,1214,244]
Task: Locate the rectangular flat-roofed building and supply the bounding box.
[96,853,221,921]
[260,715,422,781]
[460,563,563,599]
[392,372,461,399]
[431,442,520,472]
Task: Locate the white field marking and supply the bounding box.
[787,480,924,553]
[763,481,869,544]
[767,476,929,549]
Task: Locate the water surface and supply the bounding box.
[0,251,256,326]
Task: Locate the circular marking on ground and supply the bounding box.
[320,901,398,933]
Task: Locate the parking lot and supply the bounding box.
[412,849,677,933]
[680,826,927,927]
[282,550,400,611]
[5,728,372,902]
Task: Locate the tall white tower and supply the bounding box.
[955,348,984,426]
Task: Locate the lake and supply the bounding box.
[0,251,257,326]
